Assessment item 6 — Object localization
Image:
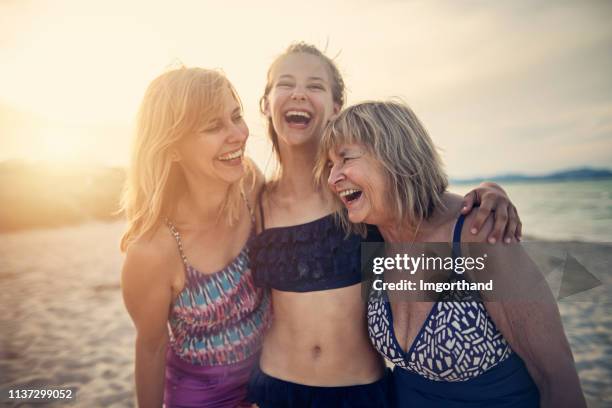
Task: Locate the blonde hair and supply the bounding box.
[260,42,346,169]
[120,67,250,252]
[315,100,448,235]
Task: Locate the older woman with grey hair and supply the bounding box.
[316,100,585,408]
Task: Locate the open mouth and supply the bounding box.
[217,148,243,162]
[339,188,363,204]
[284,110,312,127]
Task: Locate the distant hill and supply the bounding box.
[0,161,125,231]
[451,167,612,185]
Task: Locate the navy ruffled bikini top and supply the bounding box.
[249,214,362,292]
[249,189,383,292]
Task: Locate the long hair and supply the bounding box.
[260,42,346,171]
[120,67,249,252]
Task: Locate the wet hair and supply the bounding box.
[120,67,250,251]
[315,100,448,235]
[260,42,346,165]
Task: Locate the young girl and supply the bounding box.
[247,43,521,407]
[120,67,270,408]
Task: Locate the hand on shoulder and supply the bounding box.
[461,210,518,245]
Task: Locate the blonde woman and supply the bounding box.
[120,67,270,408]
[319,100,585,408]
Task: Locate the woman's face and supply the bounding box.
[264,52,339,149]
[327,143,389,225]
[174,86,248,187]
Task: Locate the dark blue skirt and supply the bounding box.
[247,365,393,408]
[393,353,540,407]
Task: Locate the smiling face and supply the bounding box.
[174,85,248,186]
[264,52,340,150]
[327,143,390,225]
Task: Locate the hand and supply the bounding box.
[461,182,522,244]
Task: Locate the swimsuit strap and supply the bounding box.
[165,218,189,267]
[452,213,466,258]
[256,184,266,231]
[166,190,254,267]
[241,187,256,226]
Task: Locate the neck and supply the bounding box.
[274,141,320,198]
[377,216,423,243]
[175,175,231,226]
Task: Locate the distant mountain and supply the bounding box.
[0,161,125,231]
[451,167,612,185]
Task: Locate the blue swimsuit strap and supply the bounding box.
[452,213,466,256]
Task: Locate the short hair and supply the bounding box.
[315,100,448,235]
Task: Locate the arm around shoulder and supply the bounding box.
[461,213,585,408]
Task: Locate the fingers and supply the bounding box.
[461,190,476,214]
[503,205,520,243]
[469,201,495,236]
[489,204,509,244]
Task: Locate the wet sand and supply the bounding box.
[0,221,610,407]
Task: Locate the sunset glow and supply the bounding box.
[1,0,611,177]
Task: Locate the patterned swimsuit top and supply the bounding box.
[249,187,375,292]
[367,214,513,382]
[166,194,271,366]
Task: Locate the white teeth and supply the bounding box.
[218,149,243,161]
[285,110,311,119]
[339,189,361,198]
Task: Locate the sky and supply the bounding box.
[1,0,611,178]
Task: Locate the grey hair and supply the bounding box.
[315,100,448,236]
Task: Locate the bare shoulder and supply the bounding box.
[122,225,180,286]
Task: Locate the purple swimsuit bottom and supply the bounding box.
[164,349,257,408]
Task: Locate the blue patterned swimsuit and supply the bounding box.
[162,197,271,408]
[367,214,540,407]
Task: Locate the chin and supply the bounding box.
[217,168,246,184]
[347,210,366,224]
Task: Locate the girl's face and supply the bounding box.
[327,143,389,225]
[174,86,249,187]
[264,52,340,149]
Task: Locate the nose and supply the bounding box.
[228,121,248,144]
[291,88,306,101]
[327,164,345,189]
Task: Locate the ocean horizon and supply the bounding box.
[451,179,612,243]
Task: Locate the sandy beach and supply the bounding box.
[0,220,610,407]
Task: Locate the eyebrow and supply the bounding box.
[277,74,327,82]
[337,147,349,157]
[338,146,362,157]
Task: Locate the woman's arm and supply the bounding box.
[461,182,522,244]
[121,241,175,408]
[464,216,586,408]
